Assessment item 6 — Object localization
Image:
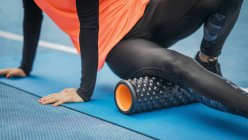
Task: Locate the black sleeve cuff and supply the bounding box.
[18,66,31,76]
[76,88,93,102]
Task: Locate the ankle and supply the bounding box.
[198,52,217,62]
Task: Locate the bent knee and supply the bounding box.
[160,50,194,77]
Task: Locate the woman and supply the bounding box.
[1,0,247,117]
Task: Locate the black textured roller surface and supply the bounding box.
[115,76,196,115]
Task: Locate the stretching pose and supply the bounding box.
[0,0,247,117]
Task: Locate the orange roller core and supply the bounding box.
[116,84,133,112]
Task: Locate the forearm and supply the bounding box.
[20,0,43,75]
[76,28,98,102]
[75,0,99,101]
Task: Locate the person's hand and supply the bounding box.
[39,88,84,106]
[0,68,26,78]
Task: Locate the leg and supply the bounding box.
[106,39,248,117]
[123,0,208,47]
[200,0,244,57]
[123,0,223,48]
[144,0,230,76]
[20,0,43,75]
[149,0,222,46]
[195,0,244,75]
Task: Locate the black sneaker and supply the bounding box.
[195,52,222,76]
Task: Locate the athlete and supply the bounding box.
[0,0,247,117]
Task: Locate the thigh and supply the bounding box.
[152,0,222,27]
[106,39,248,117]
[106,39,180,79]
[150,0,223,46]
[124,0,223,48]
[121,0,204,47]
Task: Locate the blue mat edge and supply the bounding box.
[0,81,157,140]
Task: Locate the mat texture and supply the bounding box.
[0,82,153,140]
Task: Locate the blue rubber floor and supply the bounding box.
[1,0,248,139]
[0,82,152,140]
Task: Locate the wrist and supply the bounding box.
[18,66,30,76]
[76,88,91,102]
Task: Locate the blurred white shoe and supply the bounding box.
[241,88,248,92]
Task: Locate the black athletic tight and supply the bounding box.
[106,0,248,117]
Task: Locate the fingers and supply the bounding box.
[39,92,68,106]
[0,69,10,77]
[40,93,57,101]
[39,88,83,106]
[6,71,15,78]
[53,100,65,106]
[40,94,67,107]
[39,93,60,104]
[42,98,60,105]
[8,69,26,78]
[0,68,26,78]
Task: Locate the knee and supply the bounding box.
[160,50,193,78]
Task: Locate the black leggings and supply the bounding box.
[106,0,248,117]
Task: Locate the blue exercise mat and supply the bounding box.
[0,82,152,140]
[1,46,248,139]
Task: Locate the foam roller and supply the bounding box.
[114,76,196,115]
